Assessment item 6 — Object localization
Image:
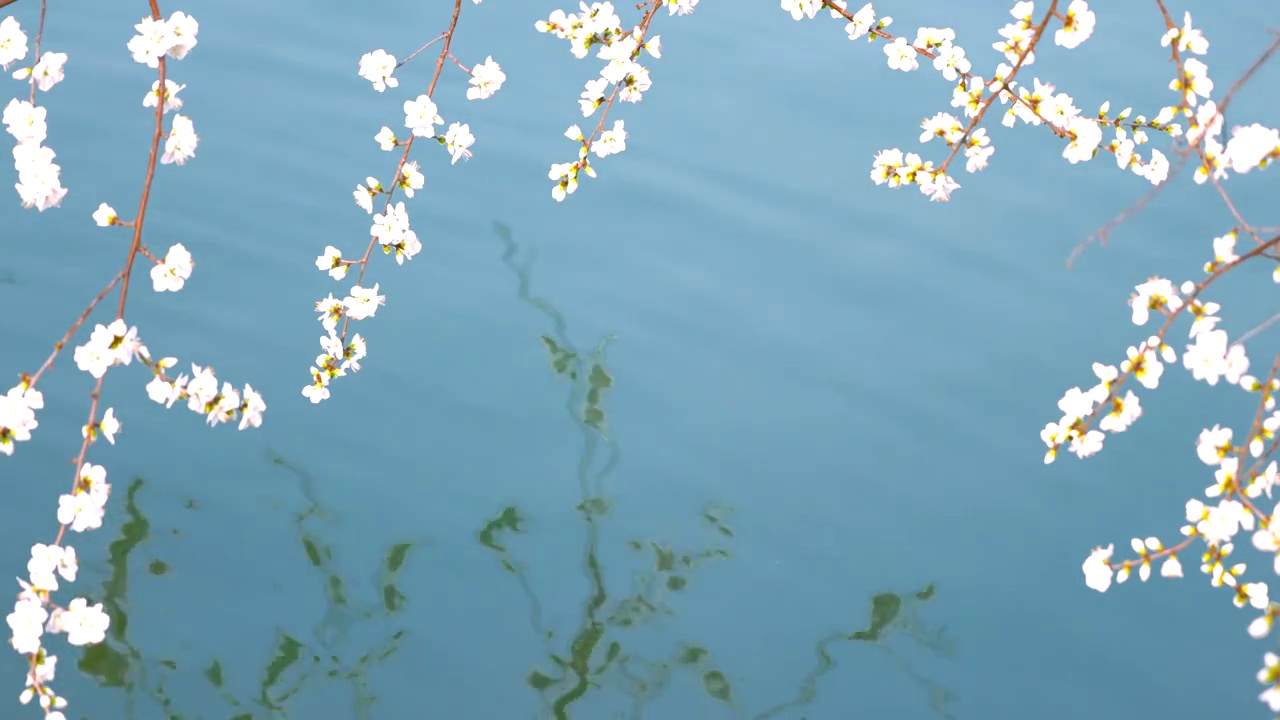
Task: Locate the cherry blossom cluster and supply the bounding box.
[0,382,40,456]
[1,315,266,456]
[1074,371,1280,709]
[6,313,262,718]
[535,0,681,201]
[3,7,268,718]
[356,52,481,165]
[68,318,266,430]
[1012,3,1280,710]
[1182,98,1280,185]
[93,208,196,293]
[2,16,68,211]
[115,10,202,304]
[0,17,22,67]
[304,290,373,404]
[1044,189,1279,712]
[769,2,1277,712]
[127,12,199,166]
[785,2,1266,200]
[2,0,1277,716]
[1040,244,1267,466]
[141,356,266,430]
[126,11,196,66]
[303,1,506,404]
[8,527,111,715]
[304,0,693,401]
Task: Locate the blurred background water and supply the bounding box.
[2,0,1279,718]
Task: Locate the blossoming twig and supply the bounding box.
[4,5,265,716]
[23,270,126,388]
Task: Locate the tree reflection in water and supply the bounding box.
[76,457,419,720]
[70,224,956,719]
[486,222,958,719]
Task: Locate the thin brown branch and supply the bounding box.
[1238,312,1280,346]
[24,270,127,388]
[1237,353,1280,525]
[22,0,171,704]
[115,0,167,318]
[1067,152,1191,269]
[579,0,662,154]
[1072,9,1278,267]
[1219,29,1280,119]
[938,1,1062,175]
[818,0,1074,174]
[446,52,470,73]
[1051,233,1280,462]
[26,0,45,105]
[341,0,464,341]
[397,32,447,69]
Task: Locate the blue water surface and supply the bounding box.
[2,0,1279,718]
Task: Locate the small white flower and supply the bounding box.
[845,3,876,41]
[27,51,68,91]
[374,126,397,151]
[54,598,110,646]
[342,284,385,321]
[143,78,186,113]
[358,49,398,92]
[92,203,117,227]
[404,95,442,137]
[100,408,120,444]
[884,37,918,72]
[315,245,347,280]
[151,243,194,292]
[467,56,506,100]
[0,17,30,70]
[443,122,474,164]
[1083,544,1114,592]
[161,114,198,165]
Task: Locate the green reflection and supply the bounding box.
[487,221,957,719]
[76,221,955,718]
[216,451,416,718]
[754,583,957,720]
[76,477,185,718]
[489,221,738,718]
[76,458,418,719]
